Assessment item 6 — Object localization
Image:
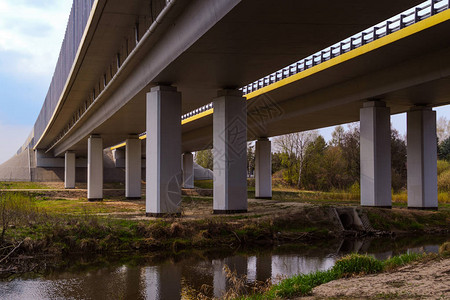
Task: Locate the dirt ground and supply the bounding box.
[300,258,450,300]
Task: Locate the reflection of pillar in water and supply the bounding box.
[213,259,226,298]
[256,254,272,282]
[142,264,181,300]
[225,255,248,276]
[352,240,364,253]
[360,239,372,253]
[124,266,144,299]
[213,256,248,298]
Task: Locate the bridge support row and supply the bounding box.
[360,101,438,209]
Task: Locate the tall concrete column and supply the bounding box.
[126,137,141,199]
[182,152,194,189]
[64,151,76,189]
[213,90,247,214]
[87,135,103,201]
[407,107,438,209]
[146,86,182,216]
[255,138,272,199]
[360,101,392,207]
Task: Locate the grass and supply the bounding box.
[0,182,51,190]
[239,252,431,299]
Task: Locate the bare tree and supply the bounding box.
[437,116,450,142]
[274,130,318,188]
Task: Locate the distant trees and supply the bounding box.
[272,123,408,192]
[195,149,213,170]
[273,131,318,187]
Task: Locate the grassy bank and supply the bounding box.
[234,243,450,299]
[0,191,449,258]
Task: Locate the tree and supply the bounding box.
[247,142,255,177]
[331,125,345,147]
[300,135,327,190]
[340,123,360,185]
[437,116,450,142]
[195,149,213,170]
[439,136,450,161]
[391,128,407,191]
[274,130,318,187]
[271,152,283,174]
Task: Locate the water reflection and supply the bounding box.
[0,236,447,299]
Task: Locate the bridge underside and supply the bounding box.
[36,0,423,157]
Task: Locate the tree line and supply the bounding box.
[195,116,450,192]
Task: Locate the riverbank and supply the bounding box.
[303,256,450,299]
[0,184,449,280]
[236,244,450,300]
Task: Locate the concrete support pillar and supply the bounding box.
[360,101,391,207]
[64,151,76,189]
[407,107,438,209]
[146,86,182,216]
[182,152,194,189]
[87,135,103,201]
[213,90,247,214]
[126,137,141,199]
[255,138,272,199]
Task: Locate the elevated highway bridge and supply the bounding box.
[1,0,448,214]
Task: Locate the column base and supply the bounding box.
[126,197,141,200]
[65,187,75,190]
[255,196,272,200]
[361,205,392,209]
[408,207,438,211]
[213,209,248,214]
[146,212,181,218]
[88,198,103,202]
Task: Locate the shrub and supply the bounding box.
[437,160,450,175]
[333,253,383,277]
[438,169,450,192]
[439,242,450,256]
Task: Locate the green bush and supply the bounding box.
[333,253,383,276]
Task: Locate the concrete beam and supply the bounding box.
[64,151,76,189]
[146,86,182,216]
[213,90,247,214]
[125,137,141,199]
[87,135,103,201]
[407,107,438,209]
[360,101,392,207]
[182,152,194,189]
[255,138,272,199]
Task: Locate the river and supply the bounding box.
[0,235,448,299]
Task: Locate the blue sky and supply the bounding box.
[0,0,72,164]
[0,0,449,165]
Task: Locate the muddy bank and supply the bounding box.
[302,257,450,299]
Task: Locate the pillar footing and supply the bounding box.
[126,197,141,200]
[88,198,103,202]
[146,212,181,218]
[408,207,438,211]
[213,209,247,215]
[255,197,272,200]
[361,205,392,209]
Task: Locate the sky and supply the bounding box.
[0,0,449,165]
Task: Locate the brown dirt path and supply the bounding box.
[301,258,450,300]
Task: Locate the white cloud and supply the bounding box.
[0,121,32,165]
[0,0,73,78]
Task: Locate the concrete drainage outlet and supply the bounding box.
[335,208,365,231]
